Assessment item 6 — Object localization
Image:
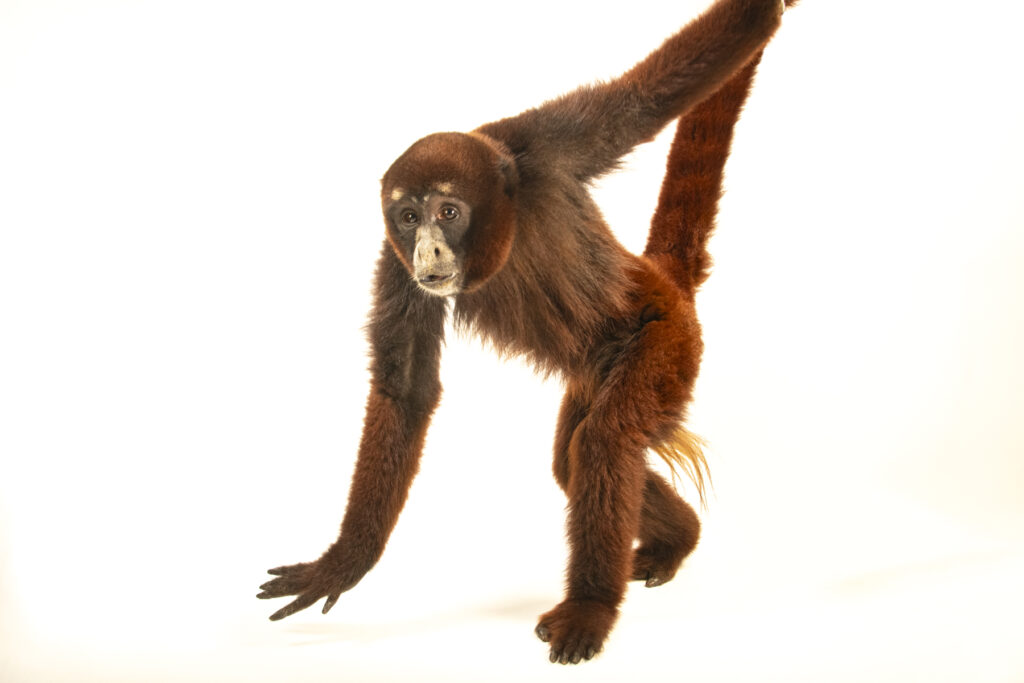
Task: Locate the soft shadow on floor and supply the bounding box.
[279,596,555,646]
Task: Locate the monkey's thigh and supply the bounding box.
[590,312,700,446]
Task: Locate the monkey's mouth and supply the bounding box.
[416,272,461,296]
[418,273,455,286]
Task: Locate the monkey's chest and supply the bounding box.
[453,289,596,378]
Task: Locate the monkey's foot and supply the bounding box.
[631,544,685,587]
[534,599,617,664]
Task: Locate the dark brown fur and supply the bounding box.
[258,0,796,665]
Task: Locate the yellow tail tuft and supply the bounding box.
[650,425,712,509]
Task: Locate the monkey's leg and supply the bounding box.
[537,408,647,664]
[632,472,701,587]
[538,309,698,664]
[554,385,700,588]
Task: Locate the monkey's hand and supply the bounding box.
[257,551,362,621]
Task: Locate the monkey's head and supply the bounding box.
[381,132,518,297]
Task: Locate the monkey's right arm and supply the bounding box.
[478,0,785,182]
[257,245,446,620]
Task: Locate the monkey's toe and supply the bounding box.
[631,545,684,587]
[644,574,670,587]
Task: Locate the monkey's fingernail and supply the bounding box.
[535,625,551,642]
[586,647,596,659]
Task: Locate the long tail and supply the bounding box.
[642,59,758,503]
[642,52,764,294]
[643,0,796,294]
[644,1,797,499]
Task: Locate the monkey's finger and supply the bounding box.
[257,581,299,599]
[267,562,309,576]
[258,575,306,597]
[269,593,322,621]
[322,592,341,614]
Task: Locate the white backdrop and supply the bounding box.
[2,1,1023,681]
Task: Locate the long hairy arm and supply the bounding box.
[478,0,784,182]
[257,245,446,620]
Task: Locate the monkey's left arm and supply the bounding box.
[479,0,785,182]
[257,245,446,620]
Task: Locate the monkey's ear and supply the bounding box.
[497,155,518,199]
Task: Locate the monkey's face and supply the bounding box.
[385,191,472,297]
[381,132,518,297]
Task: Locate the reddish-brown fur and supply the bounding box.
[258,0,797,665]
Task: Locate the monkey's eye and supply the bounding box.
[400,210,419,226]
[438,205,460,221]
